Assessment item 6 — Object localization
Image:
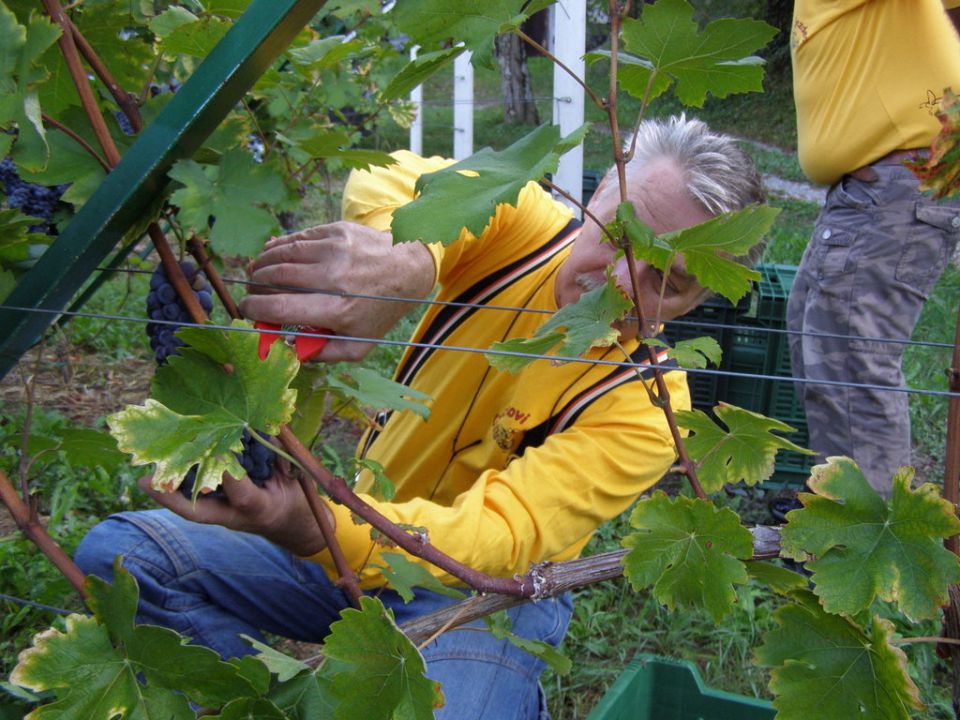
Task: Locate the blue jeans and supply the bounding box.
[75,510,572,719]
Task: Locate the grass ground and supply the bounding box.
[2,45,959,720]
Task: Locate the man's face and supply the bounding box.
[554,157,714,335]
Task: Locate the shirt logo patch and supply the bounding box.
[492,406,531,451]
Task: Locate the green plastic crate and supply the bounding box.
[663,297,740,408]
[587,655,775,720]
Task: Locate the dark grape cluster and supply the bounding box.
[146,260,213,364]
[178,430,276,499]
[0,156,69,235]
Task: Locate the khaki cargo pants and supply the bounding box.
[787,159,960,496]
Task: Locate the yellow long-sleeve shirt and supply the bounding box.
[792,0,960,185]
[307,152,688,587]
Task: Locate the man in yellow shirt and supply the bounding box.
[787,0,960,497]
[76,116,764,719]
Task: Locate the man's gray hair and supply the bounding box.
[601,114,767,265]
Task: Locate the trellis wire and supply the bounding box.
[107,267,956,351]
[3,303,958,400]
[0,592,74,617]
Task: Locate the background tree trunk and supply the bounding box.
[495,33,540,125]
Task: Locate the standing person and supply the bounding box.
[786,1,960,497]
[76,116,764,719]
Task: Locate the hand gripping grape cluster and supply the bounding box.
[146,261,276,498]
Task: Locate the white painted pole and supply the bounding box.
[453,50,474,159]
[409,46,423,155]
[551,0,586,218]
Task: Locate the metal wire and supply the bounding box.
[106,266,956,352]
[3,303,958,400]
[0,591,74,617]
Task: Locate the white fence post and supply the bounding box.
[409,46,423,156]
[551,0,586,218]
[453,50,474,159]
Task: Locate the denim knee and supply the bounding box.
[75,514,165,581]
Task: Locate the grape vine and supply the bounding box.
[0,1,958,719]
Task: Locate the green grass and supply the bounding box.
[760,198,819,265]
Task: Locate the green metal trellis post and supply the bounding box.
[0,0,326,381]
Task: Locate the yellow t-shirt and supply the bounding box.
[306,151,688,587]
[792,0,960,185]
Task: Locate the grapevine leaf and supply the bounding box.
[381,46,466,101]
[644,335,721,369]
[207,0,254,20]
[212,697,286,719]
[618,202,777,304]
[586,49,672,105]
[287,36,359,70]
[617,201,673,272]
[909,88,960,199]
[10,561,262,717]
[488,281,632,372]
[150,6,197,37]
[71,1,154,94]
[779,458,960,620]
[0,208,50,271]
[392,0,547,69]
[745,560,810,595]
[392,123,586,245]
[107,321,298,494]
[244,638,310,683]
[755,591,922,719]
[374,552,466,603]
[330,148,399,172]
[16,108,108,205]
[485,611,572,676]
[265,670,336,720]
[355,457,396,501]
[0,6,61,171]
[228,656,272,696]
[662,205,777,304]
[282,128,394,171]
[322,596,438,720]
[160,15,231,58]
[622,492,753,621]
[620,0,776,108]
[327,367,431,419]
[288,365,328,447]
[486,332,565,373]
[26,427,126,473]
[168,150,289,257]
[676,403,813,493]
[534,281,631,356]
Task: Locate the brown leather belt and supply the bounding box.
[848,148,927,182]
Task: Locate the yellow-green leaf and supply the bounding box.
[756,592,922,719]
[676,403,813,493]
[780,458,960,620]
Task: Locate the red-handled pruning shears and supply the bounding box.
[255,321,332,362]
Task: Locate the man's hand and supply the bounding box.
[239,222,436,362]
[139,471,330,557]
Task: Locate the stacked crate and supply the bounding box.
[663,264,815,490]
